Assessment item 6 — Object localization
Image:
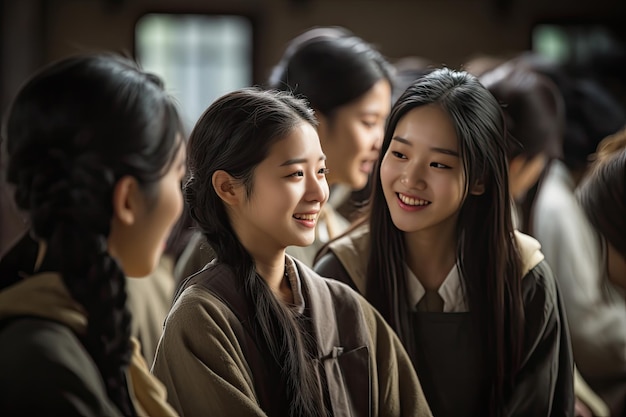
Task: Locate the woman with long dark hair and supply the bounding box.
[0,53,185,416]
[174,26,393,279]
[152,87,432,417]
[315,67,575,416]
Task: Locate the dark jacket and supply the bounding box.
[0,236,177,417]
[315,226,575,417]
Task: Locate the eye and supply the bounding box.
[430,162,450,169]
[288,170,304,177]
[362,120,376,128]
[318,167,330,175]
[391,151,407,159]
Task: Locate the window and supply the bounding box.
[136,14,253,129]
[532,22,623,66]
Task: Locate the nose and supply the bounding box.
[306,173,329,204]
[400,162,427,191]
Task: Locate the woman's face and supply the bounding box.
[108,142,186,277]
[380,105,481,240]
[317,79,391,190]
[229,122,329,259]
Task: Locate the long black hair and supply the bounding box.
[366,67,524,415]
[5,53,183,415]
[185,87,326,417]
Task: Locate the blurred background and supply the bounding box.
[2,0,625,130]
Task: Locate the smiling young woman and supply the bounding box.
[152,87,433,417]
[315,67,575,417]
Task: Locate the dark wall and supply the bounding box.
[2,0,625,117]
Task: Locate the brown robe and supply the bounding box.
[152,256,433,417]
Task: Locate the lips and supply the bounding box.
[397,192,431,206]
[360,160,375,174]
[293,213,318,221]
[292,211,319,229]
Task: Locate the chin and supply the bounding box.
[291,237,315,247]
[346,178,365,192]
[389,215,417,234]
[125,260,158,279]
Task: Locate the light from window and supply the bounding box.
[136,14,253,129]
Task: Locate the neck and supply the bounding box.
[254,252,294,304]
[404,227,457,291]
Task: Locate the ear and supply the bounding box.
[212,170,241,205]
[470,178,485,196]
[112,176,141,225]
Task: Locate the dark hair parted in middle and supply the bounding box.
[184,87,325,417]
[267,26,393,118]
[367,67,524,412]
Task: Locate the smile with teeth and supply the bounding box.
[293,213,317,221]
[398,193,430,206]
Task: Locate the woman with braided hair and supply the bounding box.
[0,53,185,416]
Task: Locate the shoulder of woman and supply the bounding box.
[514,230,545,276]
[515,231,562,305]
[319,224,370,289]
[0,317,96,373]
[327,222,370,254]
[166,283,237,331]
[519,257,563,336]
[0,317,122,416]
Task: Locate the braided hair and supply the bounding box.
[5,53,183,415]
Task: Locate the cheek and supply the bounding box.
[607,245,626,291]
[379,157,396,185]
[321,181,331,204]
[379,163,396,200]
[172,187,184,221]
[353,126,374,151]
[171,188,183,228]
[160,181,184,230]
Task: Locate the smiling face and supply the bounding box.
[230,122,329,258]
[380,104,476,240]
[318,79,391,190]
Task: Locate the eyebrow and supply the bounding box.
[360,110,382,116]
[391,136,459,157]
[280,155,327,166]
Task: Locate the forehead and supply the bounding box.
[261,122,322,164]
[337,79,392,117]
[392,105,458,150]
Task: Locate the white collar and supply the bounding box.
[405,263,469,312]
